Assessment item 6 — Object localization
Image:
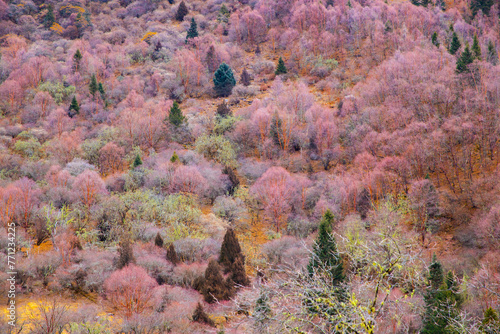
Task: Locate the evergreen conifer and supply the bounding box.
[275,57,287,75]
[44,5,55,28]
[449,32,461,55]
[89,74,98,97]
[456,44,474,73]
[170,151,179,163]
[117,238,135,269]
[192,302,215,326]
[219,228,243,271]
[176,1,189,21]
[487,40,498,65]
[154,232,164,248]
[432,32,440,47]
[186,18,198,42]
[202,259,234,303]
[213,63,236,97]
[307,210,344,284]
[133,154,142,168]
[73,49,82,72]
[168,101,185,127]
[166,244,180,265]
[472,34,481,59]
[68,96,80,117]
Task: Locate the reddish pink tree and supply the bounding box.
[73,170,106,207]
[170,166,208,195]
[251,167,297,231]
[99,142,124,176]
[12,178,41,228]
[103,264,159,318]
[0,80,23,112]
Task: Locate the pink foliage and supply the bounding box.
[251,167,297,231]
[104,264,159,318]
[73,170,106,207]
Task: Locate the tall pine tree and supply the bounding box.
[472,34,481,59]
[175,1,189,21]
[68,96,80,117]
[470,0,494,18]
[307,210,344,284]
[219,228,243,271]
[166,244,180,265]
[202,259,234,303]
[487,40,498,65]
[421,255,462,334]
[275,57,287,75]
[213,63,236,97]
[186,18,198,43]
[44,4,55,28]
[432,32,440,47]
[168,101,185,127]
[98,82,106,101]
[456,44,474,73]
[89,74,98,97]
[449,32,461,55]
[72,49,82,72]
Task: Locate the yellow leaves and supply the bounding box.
[60,5,85,13]
[141,31,158,43]
[50,23,63,34]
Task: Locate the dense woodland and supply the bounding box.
[1,0,500,332]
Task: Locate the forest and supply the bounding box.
[0,0,500,332]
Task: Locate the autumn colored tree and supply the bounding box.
[12,178,41,228]
[99,142,124,176]
[104,264,158,318]
[0,80,23,112]
[73,170,106,207]
[213,63,236,97]
[409,179,439,245]
[137,107,167,150]
[205,45,219,73]
[176,1,188,21]
[251,167,296,231]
